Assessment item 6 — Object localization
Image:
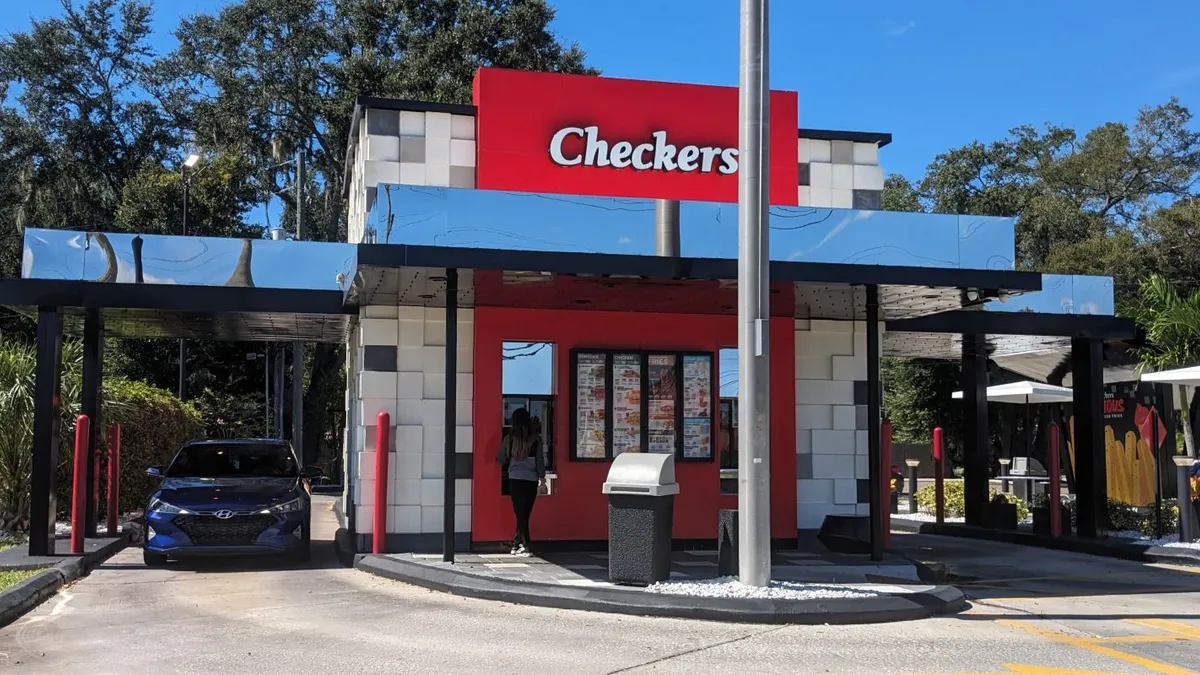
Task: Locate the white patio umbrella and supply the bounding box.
[951,381,1074,405]
[952,381,1074,478]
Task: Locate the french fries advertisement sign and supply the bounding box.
[1066,382,1172,507]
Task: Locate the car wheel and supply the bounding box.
[143,549,168,567]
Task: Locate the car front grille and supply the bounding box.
[174,514,277,546]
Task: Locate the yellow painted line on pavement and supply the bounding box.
[1125,619,1200,640]
[999,620,1198,675]
[935,664,1146,674]
[1097,634,1191,644]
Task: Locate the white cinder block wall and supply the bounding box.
[347,106,477,244]
[349,304,474,551]
[795,319,884,530]
[798,139,884,210]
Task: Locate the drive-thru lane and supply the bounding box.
[1,501,1198,674]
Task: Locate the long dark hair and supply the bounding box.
[508,407,536,461]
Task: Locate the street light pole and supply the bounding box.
[177,156,197,401]
[292,149,306,463]
[737,0,771,587]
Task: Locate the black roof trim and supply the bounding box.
[798,128,893,148]
[887,310,1137,339]
[353,96,477,117]
[356,243,1040,292]
[0,279,355,315]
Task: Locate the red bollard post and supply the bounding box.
[70,415,90,554]
[933,427,945,525]
[1049,423,1062,538]
[882,418,893,548]
[106,423,121,535]
[372,412,390,555]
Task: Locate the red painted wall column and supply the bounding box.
[372,413,390,554]
[933,426,945,524]
[106,423,121,535]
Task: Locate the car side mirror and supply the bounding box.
[146,466,163,478]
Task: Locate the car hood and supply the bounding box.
[154,477,301,510]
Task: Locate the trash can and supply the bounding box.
[603,453,679,586]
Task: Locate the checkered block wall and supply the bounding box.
[795,319,883,530]
[798,139,884,210]
[348,305,474,542]
[345,104,888,245]
[347,107,477,244]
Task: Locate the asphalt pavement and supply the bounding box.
[1,498,1198,674]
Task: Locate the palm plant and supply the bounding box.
[0,338,83,531]
[1134,274,1200,459]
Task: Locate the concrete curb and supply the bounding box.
[891,518,1200,567]
[0,532,131,628]
[355,554,968,625]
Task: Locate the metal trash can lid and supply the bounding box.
[602,453,680,497]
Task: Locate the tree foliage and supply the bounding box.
[884,100,1200,461]
[0,0,593,465]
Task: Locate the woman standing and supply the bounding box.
[497,407,545,555]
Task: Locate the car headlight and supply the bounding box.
[261,497,305,514]
[148,497,191,515]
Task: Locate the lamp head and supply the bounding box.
[904,459,920,468]
[183,154,201,168]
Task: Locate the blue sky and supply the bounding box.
[4,0,1198,182]
[6,0,1197,395]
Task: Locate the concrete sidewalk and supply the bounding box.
[355,549,966,625]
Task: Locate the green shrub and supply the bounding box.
[100,378,203,514]
[914,481,1029,521]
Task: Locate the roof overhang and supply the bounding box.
[352,243,1042,322]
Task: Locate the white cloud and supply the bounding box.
[618,236,633,245]
[886,20,916,37]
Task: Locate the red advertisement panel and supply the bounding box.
[473,68,799,205]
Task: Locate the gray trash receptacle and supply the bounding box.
[603,453,679,586]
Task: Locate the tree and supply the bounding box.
[1134,274,1200,459]
[0,0,177,275]
[157,0,597,462]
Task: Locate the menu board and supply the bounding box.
[574,353,607,459]
[647,355,678,454]
[682,355,713,459]
[683,418,712,459]
[682,355,712,418]
[611,354,643,455]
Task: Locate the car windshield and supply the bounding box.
[165,443,299,478]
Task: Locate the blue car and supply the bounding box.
[143,439,317,566]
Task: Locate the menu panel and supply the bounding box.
[611,354,643,455]
[681,354,713,459]
[647,354,678,454]
[574,353,607,459]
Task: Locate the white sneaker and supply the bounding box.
[514,544,530,557]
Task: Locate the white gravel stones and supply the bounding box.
[645,577,883,600]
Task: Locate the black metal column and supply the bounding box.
[443,268,458,563]
[962,334,989,527]
[30,307,64,556]
[81,309,104,537]
[1072,337,1107,538]
[866,285,884,561]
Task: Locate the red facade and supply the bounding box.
[471,306,798,544]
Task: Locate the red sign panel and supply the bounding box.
[472,68,799,205]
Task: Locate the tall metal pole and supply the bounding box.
[292,149,306,463]
[178,172,188,401]
[655,200,680,256]
[737,0,771,587]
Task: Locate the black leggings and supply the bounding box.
[509,479,538,547]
